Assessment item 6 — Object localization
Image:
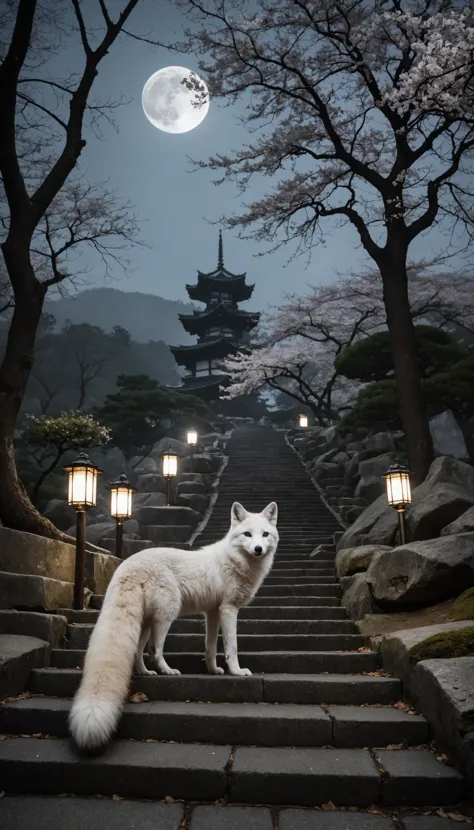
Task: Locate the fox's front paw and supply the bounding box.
[206,663,225,675]
[230,667,252,676]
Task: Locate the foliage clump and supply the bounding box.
[20,411,110,504]
[409,627,474,663]
[450,588,474,623]
[94,374,210,460]
[337,327,474,435]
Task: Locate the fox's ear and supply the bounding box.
[231,502,248,526]
[261,502,278,526]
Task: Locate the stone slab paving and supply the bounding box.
[189,804,274,830]
[278,812,394,829]
[0,798,469,830]
[0,796,184,830]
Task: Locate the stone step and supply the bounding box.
[257,584,342,597]
[66,617,355,636]
[52,649,379,673]
[265,576,336,584]
[0,738,463,806]
[251,596,342,606]
[3,797,459,830]
[0,571,73,612]
[29,670,402,705]
[62,604,349,622]
[66,628,364,652]
[88,594,343,610]
[1,698,429,748]
[269,569,336,576]
[272,562,335,568]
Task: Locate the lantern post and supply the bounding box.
[162,448,179,506]
[382,459,412,545]
[187,428,198,473]
[64,452,102,609]
[109,473,135,558]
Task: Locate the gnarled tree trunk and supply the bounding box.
[0,237,64,538]
[380,244,434,484]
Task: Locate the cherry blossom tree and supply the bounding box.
[176,0,474,482]
[0,0,160,539]
[223,268,474,424]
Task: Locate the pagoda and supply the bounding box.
[170,232,260,400]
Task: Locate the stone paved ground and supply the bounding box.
[0,426,470,827]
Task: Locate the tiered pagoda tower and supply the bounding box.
[170,232,260,400]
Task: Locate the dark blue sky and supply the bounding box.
[61,0,464,312]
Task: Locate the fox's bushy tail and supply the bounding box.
[69,578,144,750]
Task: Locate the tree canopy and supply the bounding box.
[94,375,210,460]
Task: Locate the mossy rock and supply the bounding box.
[450,587,474,622]
[409,626,474,663]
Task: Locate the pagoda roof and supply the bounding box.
[170,336,241,368]
[179,303,260,335]
[171,376,223,392]
[186,231,255,302]
[168,374,229,400]
[187,275,254,303]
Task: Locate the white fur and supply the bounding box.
[69,501,278,750]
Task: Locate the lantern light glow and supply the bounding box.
[383,461,412,509]
[187,429,198,446]
[299,414,308,428]
[382,459,412,546]
[163,451,178,478]
[64,452,101,508]
[109,474,135,520]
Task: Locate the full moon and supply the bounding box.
[142,66,209,134]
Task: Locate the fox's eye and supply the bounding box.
[262,532,269,537]
[243,531,252,537]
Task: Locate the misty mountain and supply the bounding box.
[45,288,194,345]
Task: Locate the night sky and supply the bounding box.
[51,0,466,312]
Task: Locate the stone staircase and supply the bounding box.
[0,425,467,828]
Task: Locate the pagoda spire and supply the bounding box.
[217,229,224,271]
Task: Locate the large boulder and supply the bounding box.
[313,461,343,482]
[336,545,392,580]
[366,533,474,608]
[177,493,208,515]
[338,455,474,551]
[43,499,76,531]
[340,573,376,621]
[65,520,136,546]
[407,482,474,541]
[406,456,474,541]
[358,453,394,479]
[355,452,393,505]
[180,454,220,474]
[136,505,202,529]
[429,410,470,461]
[442,506,474,537]
[136,473,167,494]
[177,480,206,496]
[130,456,157,474]
[140,525,194,545]
[151,437,190,459]
[363,432,396,454]
[336,494,398,552]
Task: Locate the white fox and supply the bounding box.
[69,501,278,750]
